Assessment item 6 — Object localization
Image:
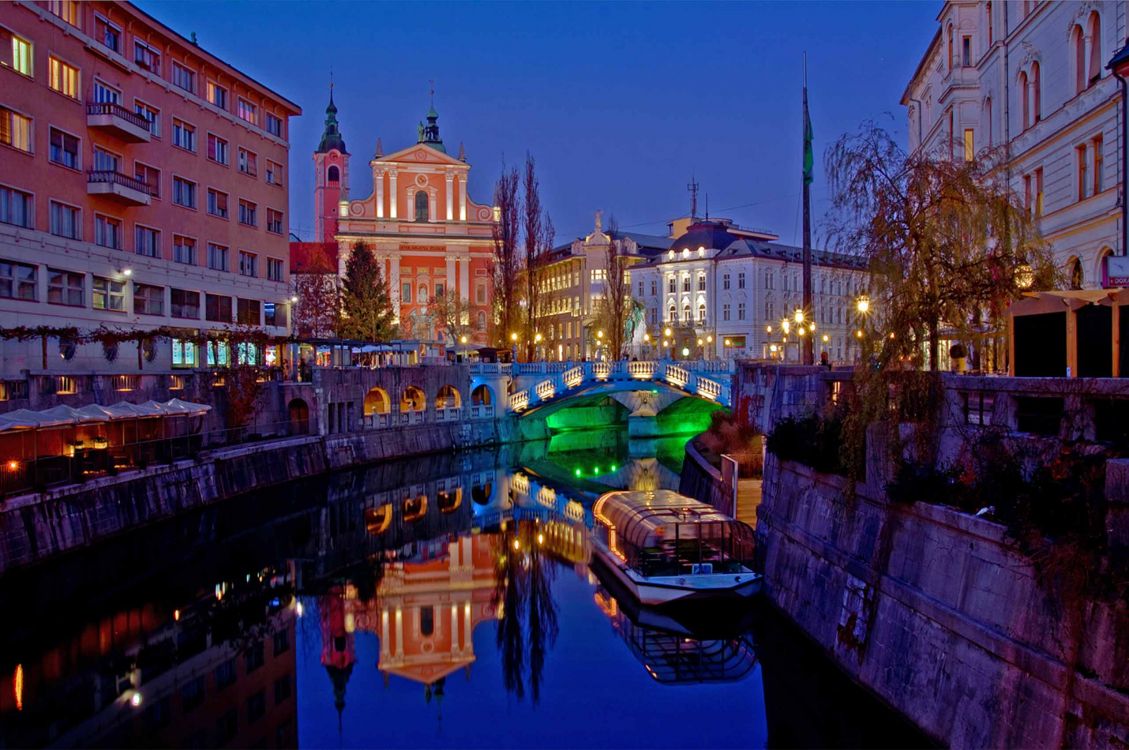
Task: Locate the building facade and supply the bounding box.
[538,211,669,361]
[902,0,1123,289]
[0,0,300,380]
[308,97,495,345]
[630,219,869,362]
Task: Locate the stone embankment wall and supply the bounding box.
[757,452,1129,749]
[0,418,506,575]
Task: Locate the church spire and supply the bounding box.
[316,80,347,154]
[417,82,446,153]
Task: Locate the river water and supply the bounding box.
[0,428,932,749]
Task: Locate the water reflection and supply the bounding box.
[0,428,931,749]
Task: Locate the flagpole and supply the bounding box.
[802,52,814,366]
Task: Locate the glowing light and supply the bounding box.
[662,339,669,347]
[173,609,180,622]
[296,601,304,617]
[643,333,650,342]
[460,335,468,344]
[663,327,672,337]
[122,268,132,277]
[6,460,19,472]
[856,330,864,338]
[537,533,544,545]
[512,539,521,551]
[696,338,702,346]
[289,295,298,303]
[781,320,790,335]
[610,464,617,471]
[574,468,582,477]
[534,333,543,343]
[707,335,713,343]
[765,325,772,333]
[889,332,896,339]
[769,344,778,353]
[14,664,23,711]
[681,347,690,357]
[856,296,870,314]
[822,334,829,343]
[129,691,143,707]
[793,309,804,324]
[724,338,731,347]
[510,332,518,342]
[596,330,604,339]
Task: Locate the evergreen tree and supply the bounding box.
[339,242,396,341]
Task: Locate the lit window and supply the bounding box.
[46,1,79,27]
[207,81,228,110]
[93,276,125,311]
[0,107,32,153]
[237,98,257,125]
[48,57,79,98]
[0,29,33,77]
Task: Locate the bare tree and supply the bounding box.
[492,165,521,349]
[521,155,555,361]
[290,247,339,338]
[824,123,1058,371]
[431,289,472,345]
[593,215,631,359]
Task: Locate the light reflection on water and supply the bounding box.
[0,428,931,749]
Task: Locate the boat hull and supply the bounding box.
[590,540,762,608]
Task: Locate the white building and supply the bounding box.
[629,219,869,362]
[902,0,1124,289]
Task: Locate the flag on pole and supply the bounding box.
[802,86,814,185]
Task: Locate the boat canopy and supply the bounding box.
[594,490,752,551]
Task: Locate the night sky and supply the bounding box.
[137,1,936,248]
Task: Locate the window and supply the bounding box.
[238,200,257,227]
[697,273,706,291]
[738,302,746,320]
[0,260,36,301]
[92,276,125,311]
[206,81,228,110]
[47,268,83,306]
[135,162,160,197]
[133,41,160,73]
[681,275,690,292]
[206,340,230,366]
[170,61,195,94]
[265,160,282,186]
[1088,12,1102,86]
[237,98,257,125]
[92,146,119,173]
[1023,173,1032,214]
[0,185,33,228]
[50,201,80,239]
[267,257,283,281]
[1031,62,1041,123]
[1034,167,1044,217]
[56,376,76,395]
[0,108,32,153]
[274,675,292,705]
[266,208,283,234]
[207,243,229,271]
[172,119,195,151]
[327,165,339,183]
[134,101,160,137]
[401,283,412,303]
[637,281,643,297]
[94,14,120,52]
[134,283,163,316]
[207,133,228,164]
[946,23,953,71]
[650,280,657,296]
[986,1,993,44]
[247,691,266,723]
[1077,144,1089,201]
[265,301,286,327]
[49,127,79,169]
[173,177,196,208]
[1093,134,1104,195]
[963,129,974,162]
[46,1,79,26]
[239,251,257,277]
[415,191,428,222]
[48,57,79,98]
[1,29,32,76]
[961,36,971,67]
[171,338,197,367]
[697,303,706,322]
[135,225,159,257]
[92,78,120,104]
[205,293,232,322]
[173,236,196,265]
[207,189,228,218]
[171,288,199,319]
[723,273,730,290]
[667,276,675,293]
[238,148,257,176]
[237,298,260,325]
[265,113,282,137]
[738,272,746,289]
[1074,24,1086,95]
[1019,71,1029,129]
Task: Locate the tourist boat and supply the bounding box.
[591,489,761,607]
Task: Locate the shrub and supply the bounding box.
[766,414,845,475]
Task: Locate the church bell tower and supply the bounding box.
[314,85,349,243]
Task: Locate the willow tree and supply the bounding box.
[825,124,1057,371]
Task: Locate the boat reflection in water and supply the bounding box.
[591,554,759,686]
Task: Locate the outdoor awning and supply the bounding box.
[0,398,212,433]
[165,398,211,415]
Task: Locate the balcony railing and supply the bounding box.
[86,101,152,142]
[87,170,151,205]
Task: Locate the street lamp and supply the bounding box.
[856,296,870,315]
[793,308,804,325]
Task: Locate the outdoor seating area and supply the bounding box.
[0,398,211,497]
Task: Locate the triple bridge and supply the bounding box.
[507,359,733,413]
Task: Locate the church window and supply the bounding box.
[327,165,339,183]
[415,191,429,222]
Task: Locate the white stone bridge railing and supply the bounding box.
[508,359,733,413]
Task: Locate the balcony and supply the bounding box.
[87,170,151,206]
[86,102,151,142]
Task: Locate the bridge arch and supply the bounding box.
[400,385,426,412]
[363,387,391,415]
[435,384,462,409]
[471,384,494,406]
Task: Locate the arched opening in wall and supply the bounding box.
[364,503,392,536]
[1088,12,1102,86]
[403,494,427,522]
[471,384,493,406]
[1031,62,1041,123]
[471,480,493,505]
[415,191,429,222]
[287,399,309,435]
[437,486,462,513]
[363,387,390,415]
[1068,257,1084,290]
[1019,71,1029,129]
[1073,24,1087,94]
[667,304,676,322]
[682,303,691,322]
[327,165,340,183]
[420,606,435,637]
[1097,247,1114,288]
[697,303,706,322]
[401,385,425,412]
[983,97,992,147]
[436,384,462,409]
[476,311,486,331]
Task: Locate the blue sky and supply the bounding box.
[138,1,937,247]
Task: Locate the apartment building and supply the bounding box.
[902,1,1122,289]
[0,0,300,380]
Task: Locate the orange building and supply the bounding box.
[307,96,496,344]
[0,0,300,378]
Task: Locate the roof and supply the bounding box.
[637,227,866,272]
[290,242,339,274]
[316,90,347,154]
[901,28,942,105]
[594,489,751,550]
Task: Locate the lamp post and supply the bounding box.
[510,331,518,364]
